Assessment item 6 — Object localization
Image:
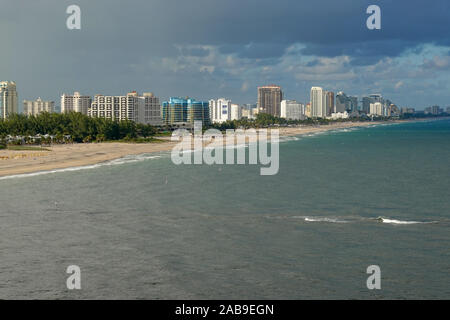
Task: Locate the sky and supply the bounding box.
[1,0,450,110]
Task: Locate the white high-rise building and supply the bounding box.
[230,104,242,121]
[281,100,305,120]
[23,98,55,116]
[310,87,327,118]
[89,91,161,125]
[209,98,232,123]
[0,81,18,119]
[61,92,92,115]
[370,102,384,116]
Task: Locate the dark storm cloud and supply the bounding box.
[35,0,450,59]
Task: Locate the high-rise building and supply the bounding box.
[88,91,161,125]
[305,103,311,118]
[61,92,92,115]
[424,106,442,115]
[310,87,327,118]
[326,91,334,115]
[0,81,18,119]
[240,104,254,119]
[446,107,450,114]
[335,92,348,113]
[23,98,55,116]
[162,97,210,125]
[281,100,305,120]
[387,104,400,117]
[257,85,283,116]
[209,98,232,123]
[141,92,162,125]
[230,104,242,121]
[431,105,442,115]
[370,102,384,116]
[89,93,139,123]
[349,96,358,112]
[362,97,372,114]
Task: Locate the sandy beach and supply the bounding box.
[0,121,396,177]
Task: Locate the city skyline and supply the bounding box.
[1,1,450,109]
[3,78,448,122]
[2,78,447,114]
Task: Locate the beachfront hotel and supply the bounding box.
[0,81,18,119]
[162,97,210,126]
[61,92,92,115]
[88,91,161,125]
[23,98,55,116]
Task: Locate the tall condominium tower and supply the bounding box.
[310,87,327,118]
[88,91,161,125]
[61,92,92,115]
[257,85,283,117]
[23,98,55,116]
[326,91,334,115]
[209,98,232,123]
[0,81,18,119]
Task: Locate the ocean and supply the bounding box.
[0,119,449,299]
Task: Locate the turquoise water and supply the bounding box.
[0,119,449,299]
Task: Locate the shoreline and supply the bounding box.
[0,119,435,178]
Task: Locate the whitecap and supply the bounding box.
[375,217,437,225]
[293,216,349,223]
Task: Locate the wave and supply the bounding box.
[293,216,349,223]
[0,153,164,181]
[374,217,437,225]
[301,131,327,137]
[279,136,301,142]
[287,215,439,225]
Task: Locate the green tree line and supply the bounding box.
[0,112,158,143]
